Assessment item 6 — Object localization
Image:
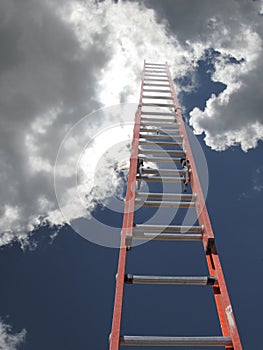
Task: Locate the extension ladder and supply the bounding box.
[109,61,242,349]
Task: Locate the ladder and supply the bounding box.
[109,61,242,349]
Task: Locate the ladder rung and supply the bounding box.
[140,127,179,134]
[124,274,217,285]
[137,175,184,183]
[141,111,176,116]
[143,95,173,100]
[144,74,168,78]
[133,223,201,232]
[139,149,184,156]
[141,168,186,175]
[140,156,181,163]
[135,193,196,202]
[141,118,177,123]
[139,140,182,146]
[132,233,203,241]
[145,63,166,67]
[143,89,171,93]
[144,78,169,82]
[140,123,178,128]
[135,200,196,208]
[142,102,175,107]
[144,83,170,87]
[140,134,182,141]
[119,336,232,347]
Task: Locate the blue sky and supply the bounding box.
[0,0,263,349]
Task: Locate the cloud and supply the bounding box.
[0,0,197,246]
[0,320,26,350]
[0,0,262,246]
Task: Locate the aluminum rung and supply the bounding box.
[145,63,166,67]
[139,149,184,156]
[135,200,196,208]
[141,168,186,175]
[140,134,182,141]
[144,71,167,74]
[143,89,171,93]
[137,175,184,183]
[140,122,178,128]
[144,74,168,78]
[144,78,169,82]
[142,102,175,107]
[133,223,201,232]
[119,336,232,347]
[144,83,170,87]
[139,140,182,146]
[140,127,180,134]
[132,233,203,241]
[141,118,177,123]
[124,274,217,285]
[141,111,176,116]
[142,95,173,100]
[140,156,181,163]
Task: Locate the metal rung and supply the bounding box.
[139,140,182,146]
[141,118,177,123]
[135,200,196,208]
[141,111,176,116]
[140,134,182,141]
[140,127,179,134]
[142,103,175,107]
[139,149,184,156]
[140,123,178,128]
[119,336,232,347]
[144,78,169,82]
[140,156,181,163]
[145,63,166,67]
[142,95,173,100]
[137,175,184,183]
[141,168,186,175]
[133,223,201,232]
[144,83,170,87]
[132,233,203,241]
[144,74,168,78]
[124,274,217,285]
[143,89,171,93]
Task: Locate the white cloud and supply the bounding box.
[0,320,26,350]
[0,0,262,246]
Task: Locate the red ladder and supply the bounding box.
[109,61,242,349]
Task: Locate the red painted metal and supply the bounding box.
[166,64,242,349]
[109,61,145,350]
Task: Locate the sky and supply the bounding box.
[0,0,263,349]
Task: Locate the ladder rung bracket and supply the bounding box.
[135,200,196,208]
[142,95,173,100]
[132,233,203,241]
[139,156,182,163]
[136,175,184,183]
[124,274,217,285]
[119,336,232,347]
[133,223,201,233]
